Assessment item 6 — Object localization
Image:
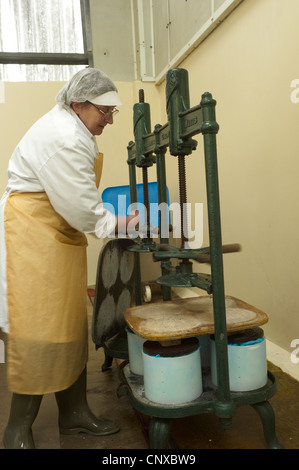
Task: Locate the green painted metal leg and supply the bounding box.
[251,401,283,449]
[149,417,172,449]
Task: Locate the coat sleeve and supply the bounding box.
[37,143,117,236]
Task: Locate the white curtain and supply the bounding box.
[0,0,86,81]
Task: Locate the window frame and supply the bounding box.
[0,0,93,68]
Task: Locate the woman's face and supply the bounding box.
[71,102,115,136]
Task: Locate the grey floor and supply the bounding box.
[0,295,298,450]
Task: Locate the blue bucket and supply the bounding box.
[102,182,170,227]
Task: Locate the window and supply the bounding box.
[0,0,93,81]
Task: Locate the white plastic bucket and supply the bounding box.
[142,338,202,404]
[211,327,267,392]
[126,328,146,375]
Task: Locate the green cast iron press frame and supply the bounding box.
[117,68,282,449]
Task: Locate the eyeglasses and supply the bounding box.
[87,101,119,120]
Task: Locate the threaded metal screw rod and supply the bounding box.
[138,89,151,238]
[178,154,188,249]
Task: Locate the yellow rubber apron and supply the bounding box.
[4,153,103,395]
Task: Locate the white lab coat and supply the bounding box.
[0,104,116,334]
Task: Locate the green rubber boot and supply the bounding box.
[3,393,43,449]
[55,368,120,436]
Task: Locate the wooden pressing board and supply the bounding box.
[124,295,268,341]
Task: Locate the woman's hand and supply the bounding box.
[115,211,140,237]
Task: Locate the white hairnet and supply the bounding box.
[56,67,120,107]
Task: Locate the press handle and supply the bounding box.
[152,243,241,263]
[195,243,241,264]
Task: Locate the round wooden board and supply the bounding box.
[124,295,268,340]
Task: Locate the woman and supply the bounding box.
[0,67,136,449]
